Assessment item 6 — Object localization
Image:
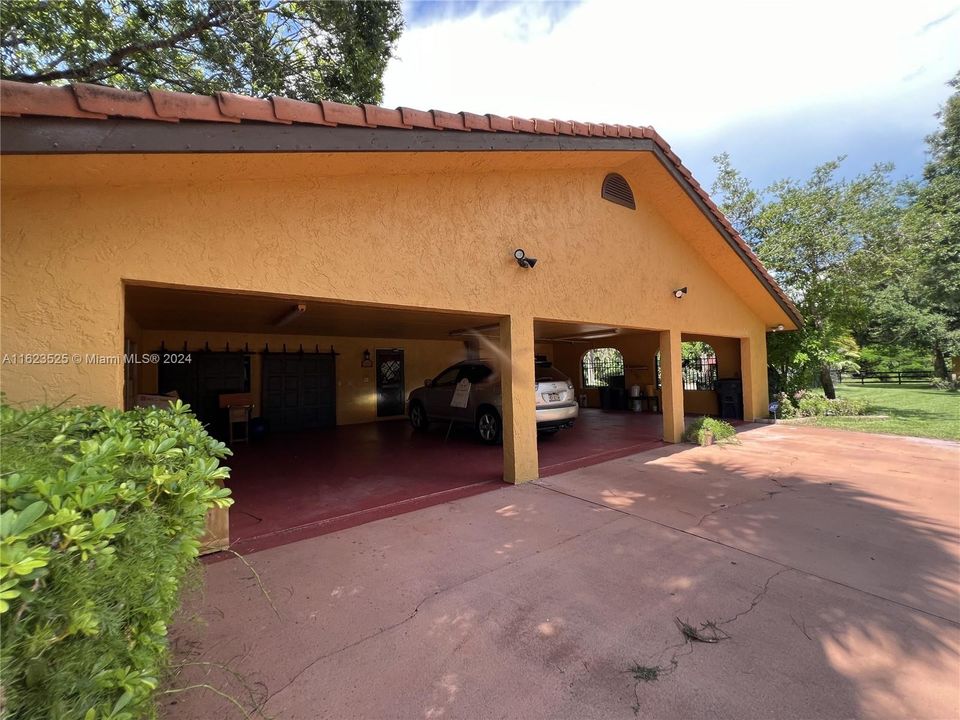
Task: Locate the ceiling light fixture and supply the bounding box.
[673,287,688,299]
[449,323,501,337]
[275,303,306,327]
[549,329,620,342]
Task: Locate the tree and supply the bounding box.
[870,72,960,377]
[1,0,403,104]
[712,154,903,398]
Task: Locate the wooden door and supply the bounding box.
[262,354,336,432]
[376,349,405,417]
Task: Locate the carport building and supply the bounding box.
[0,81,800,550]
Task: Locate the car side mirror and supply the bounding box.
[424,379,433,387]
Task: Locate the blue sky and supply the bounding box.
[385,1,960,191]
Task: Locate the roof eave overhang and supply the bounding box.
[0,117,803,328]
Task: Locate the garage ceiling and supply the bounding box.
[125,284,502,341]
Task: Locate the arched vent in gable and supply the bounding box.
[601,172,636,210]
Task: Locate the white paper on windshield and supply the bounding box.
[451,378,472,408]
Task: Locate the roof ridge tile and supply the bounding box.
[431,109,468,131]
[271,96,333,126]
[363,104,411,129]
[148,88,239,123]
[1,81,106,120]
[216,91,290,124]
[73,83,176,122]
[461,112,492,132]
[510,116,535,133]
[320,99,372,127]
[399,106,438,130]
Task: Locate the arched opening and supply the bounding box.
[655,342,718,390]
[581,347,625,388]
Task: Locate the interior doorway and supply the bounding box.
[376,348,405,417]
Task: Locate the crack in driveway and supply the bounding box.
[695,490,782,527]
[261,509,628,705]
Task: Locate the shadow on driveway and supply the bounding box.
[165,424,959,720]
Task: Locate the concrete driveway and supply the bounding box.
[165,424,960,720]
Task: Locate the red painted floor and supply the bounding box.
[219,409,665,556]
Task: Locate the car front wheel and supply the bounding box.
[476,408,502,445]
[410,402,429,432]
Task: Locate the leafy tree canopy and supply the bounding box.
[871,72,960,376]
[1,0,403,104]
[712,153,904,396]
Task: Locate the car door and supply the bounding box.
[424,365,461,420]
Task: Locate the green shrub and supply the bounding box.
[931,377,960,392]
[0,401,232,720]
[683,416,738,445]
[773,392,797,419]
[775,390,869,418]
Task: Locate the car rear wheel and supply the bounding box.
[476,408,502,445]
[409,402,429,432]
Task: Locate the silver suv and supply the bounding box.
[408,358,579,444]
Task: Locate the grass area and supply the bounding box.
[809,382,960,441]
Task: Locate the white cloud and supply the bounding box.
[384,0,960,181]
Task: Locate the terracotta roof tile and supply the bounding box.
[431,109,467,131]
[216,92,290,124]
[461,112,492,131]
[486,114,517,132]
[399,106,438,129]
[271,96,333,126]
[584,123,601,136]
[571,121,591,136]
[362,104,410,128]
[533,118,558,135]
[1,81,105,119]
[511,116,535,133]
[320,100,371,127]
[0,79,800,324]
[72,83,175,122]
[149,89,238,123]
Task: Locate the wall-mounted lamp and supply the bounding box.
[514,248,538,269]
[361,349,373,368]
[275,303,306,327]
[673,286,688,299]
[769,324,785,332]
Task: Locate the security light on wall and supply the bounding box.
[769,324,785,332]
[673,287,688,299]
[275,303,306,327]
[514,248,537,268]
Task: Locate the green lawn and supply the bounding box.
[808,382,960,441]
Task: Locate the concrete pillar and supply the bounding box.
[740,334,769,421]
[500,314,539,484]
[659,328,685,443]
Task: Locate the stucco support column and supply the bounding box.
[740,334,769,421]
[659,328,685,443]
[500,314,539,484]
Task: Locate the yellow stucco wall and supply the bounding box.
[1,150,780,430]
[134,329,467,426]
